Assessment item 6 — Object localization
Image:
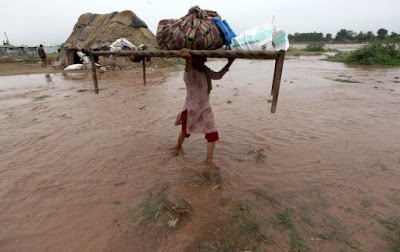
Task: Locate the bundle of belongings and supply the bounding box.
[156,6,289,52]
[156,6,235,50]
[109,38,151,63]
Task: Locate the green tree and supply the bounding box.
[388,32,400,42]
[335,29,356,42]
[288,32,324,42]
[325,33,332,41]
[377,28,388,40]
[355,32,368,42]
[365,31,375,41]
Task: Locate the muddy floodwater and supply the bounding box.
[0,56,399,251]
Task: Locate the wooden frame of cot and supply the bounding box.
[89,50,285,113]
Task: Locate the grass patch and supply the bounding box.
[140,186,168,220]
[175,58,186,66]
[379,218,400,251]
[142,195,161,220]
[276,210,294,229]
[303,43,325,52]
[276,210,310,251]
[229,203,259,238]
[195,203,272,251]
[324,77,361,83]
[361,199,372,208]
[286,48,324,57]
[33,95,50,101]
[139,184,192,225]
[324,53,346,63]
[24,52,59,61]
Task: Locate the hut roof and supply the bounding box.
[62,10,156,50]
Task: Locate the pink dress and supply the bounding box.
[175,66,229,134]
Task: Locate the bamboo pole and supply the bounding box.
[89,52,99,94]
[91,50,281,60]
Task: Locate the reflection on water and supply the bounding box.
[61,71,91,81]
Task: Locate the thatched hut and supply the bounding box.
[59,10,157,66]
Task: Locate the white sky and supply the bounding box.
[1,0,399,46]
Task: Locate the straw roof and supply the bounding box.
[62,10,157,51]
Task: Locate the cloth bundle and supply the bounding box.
[109,38,137,51]
[156,6,225,50]
[109,38,150,63]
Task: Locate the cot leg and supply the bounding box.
[270,51,285,113]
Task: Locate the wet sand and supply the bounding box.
[0,56,399,251]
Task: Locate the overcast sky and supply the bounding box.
[1,0,398,46]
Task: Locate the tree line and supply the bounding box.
[289,28,400,43]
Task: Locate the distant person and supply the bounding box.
[174,48,234,166]
[37,44,47,67]
[55,48,61,61]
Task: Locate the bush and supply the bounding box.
[304,44,325,52]
[343,42,400,65]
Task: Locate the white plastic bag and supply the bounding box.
[109,38,137,52]
[64,64,85,71]
[76,51,90,64]
[272,27,290,51]
[230,16,289,51]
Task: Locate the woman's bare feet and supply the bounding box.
[204,160,220,170]
[173,146,182,157]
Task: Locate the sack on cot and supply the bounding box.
[230,16,290,51]
[156,6,226,50]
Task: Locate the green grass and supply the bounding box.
[24,52,59,61]
[276,211,310,251]
[140,188,167,221]
[303,43,325,52]
[175,58,186,65]
[379,218,400,252]
[276,211,294,229]
[290,41,326,45]
[33,95,50,101]
[142,198,159,220]
[286,48,325,56]
[223,203,272,250]
[324,53,346,62]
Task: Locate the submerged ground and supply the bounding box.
[0,53,399,251]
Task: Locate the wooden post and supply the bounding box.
[89,52,99,94]
[271,65,276,95]
[270,51,285,113]
[142,59,146,86]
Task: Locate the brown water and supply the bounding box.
[0,57,399,251]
